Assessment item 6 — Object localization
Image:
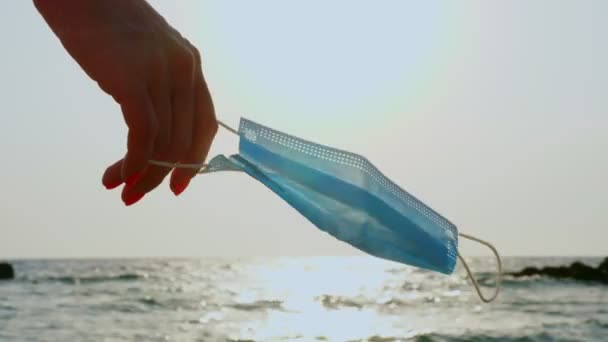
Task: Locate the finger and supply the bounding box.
[170,49,217,196]
[119,90,159,182]
[119,69,173,198]
[169,83,217,196]
[120,163,166,205]
[102,159,124,190]
[123,45,196,198]
[149,62,172,154]
[101,89,157,196]
[167,45,196,162]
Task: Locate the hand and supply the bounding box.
[34,0,217,205]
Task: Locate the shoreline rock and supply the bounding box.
[0,262,15,280]
[509,257,608,284]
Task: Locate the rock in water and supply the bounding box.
[0,262,14,280]
[514,267,541,277]
[568,262,603,283]
[598,257,608,274]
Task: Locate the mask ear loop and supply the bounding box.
[149,120,239,172]
[217,120,239,135]
[457,232,503,303]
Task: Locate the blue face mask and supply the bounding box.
[150,118,502,302]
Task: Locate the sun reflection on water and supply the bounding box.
[214,256,451,341]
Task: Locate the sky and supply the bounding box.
[0,1,606,259]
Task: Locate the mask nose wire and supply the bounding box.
[457,232,503,303]
[148,120,239,171]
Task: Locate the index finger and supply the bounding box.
[118,90,159,181]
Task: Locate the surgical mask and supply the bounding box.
[150,118,502,302]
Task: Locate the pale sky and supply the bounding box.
[1,1,606,259]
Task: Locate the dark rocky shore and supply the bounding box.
[509,257,608,284]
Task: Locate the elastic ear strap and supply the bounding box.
[457,232,503,303]
[217,120,239,135]
[149,120,238,171]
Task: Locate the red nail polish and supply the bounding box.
[172,179,191,196]
[124,192,145,206]
[104,180,123,190]
[126,173,142,186]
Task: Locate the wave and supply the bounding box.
[229,300,283,312]
[137,296,162,307]
[583,319,608,329]
[317,294,366,310]
[21,273,147,285]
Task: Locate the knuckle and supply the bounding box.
[190,45,202,64]
[113,82,146,105]
[174,47,195,73]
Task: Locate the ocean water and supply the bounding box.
[0,257,606,342]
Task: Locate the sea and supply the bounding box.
[1,257,606,342]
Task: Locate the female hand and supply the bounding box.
[34,0,217,205]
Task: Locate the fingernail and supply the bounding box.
[125,172,142,187]
[172,179,191,196]
[124,192,145,206]
[104,180,123,190]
